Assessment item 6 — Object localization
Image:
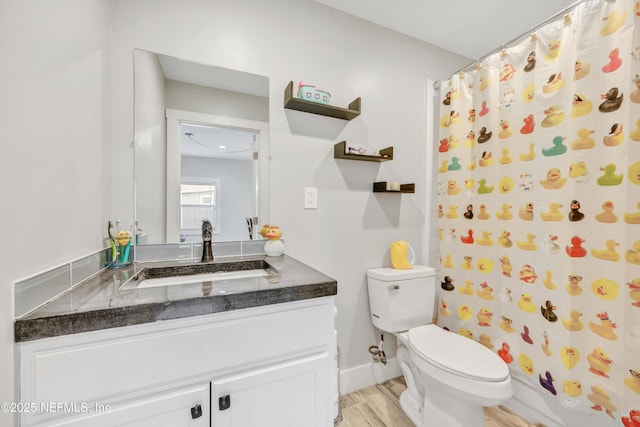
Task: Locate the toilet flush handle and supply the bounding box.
[388,284,400,290]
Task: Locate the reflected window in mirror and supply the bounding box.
[180,179,219,243]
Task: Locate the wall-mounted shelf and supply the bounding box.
[333,141,393,162]
[373,182,415,193]
[284,81,361,120]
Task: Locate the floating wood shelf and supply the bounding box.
[284,81,361,120]
[333,141,393,162]
[373,182,415,193]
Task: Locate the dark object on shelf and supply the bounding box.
[373,182,415,193]
[284,81,361,120]
[333,141,393,162]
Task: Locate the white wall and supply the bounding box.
[110,0,469,393]
[134,49,167,243]
[0,1,113,425]
[166,80,268,122]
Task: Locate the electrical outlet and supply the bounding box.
[304,187,318,209]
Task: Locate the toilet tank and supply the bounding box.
[366,266,436,333]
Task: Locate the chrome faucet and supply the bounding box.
[201,220,214,262]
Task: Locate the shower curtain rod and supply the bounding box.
[434,0,589,89]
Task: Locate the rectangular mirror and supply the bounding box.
[134,49,270,245]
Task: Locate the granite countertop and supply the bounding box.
[15,255,337,342]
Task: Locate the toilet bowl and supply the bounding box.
[367,266,513,427]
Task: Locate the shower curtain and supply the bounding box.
[436,0,640,424]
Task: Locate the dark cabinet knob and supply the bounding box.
[191,404,203,419]
[219,394,231,411]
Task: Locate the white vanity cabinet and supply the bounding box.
[18,297,335,427]
[211,355,327,427]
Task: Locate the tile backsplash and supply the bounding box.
[133,243,194,262]
[134,240,269,262]
[14,249,108,319]
[13,240,271,319]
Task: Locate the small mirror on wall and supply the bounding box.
[133,49,270,245]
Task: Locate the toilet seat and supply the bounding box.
[408,325,509,382]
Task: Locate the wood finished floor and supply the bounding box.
[336,377,546,427]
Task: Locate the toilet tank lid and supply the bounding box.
[367,265,436,281]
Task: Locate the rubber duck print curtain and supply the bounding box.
[436,0,640,424]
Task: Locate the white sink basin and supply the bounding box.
[122,259,280,291]
[135,268,269,289]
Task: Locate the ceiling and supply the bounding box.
[310,0,579,59]
[181,123,256,161]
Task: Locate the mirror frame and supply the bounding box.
[165,109,270,243]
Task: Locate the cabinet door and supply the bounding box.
[36,383,209,427]
[212,354,329,427]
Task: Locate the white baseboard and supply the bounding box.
[340,363,618,427]
[339,357,401,395]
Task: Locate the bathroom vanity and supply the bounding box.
[15,255,337,427]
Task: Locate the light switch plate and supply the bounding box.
[304,187,318,209]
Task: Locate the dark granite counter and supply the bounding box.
[15,255,337,342]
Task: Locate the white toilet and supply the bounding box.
[367,265,513,427]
